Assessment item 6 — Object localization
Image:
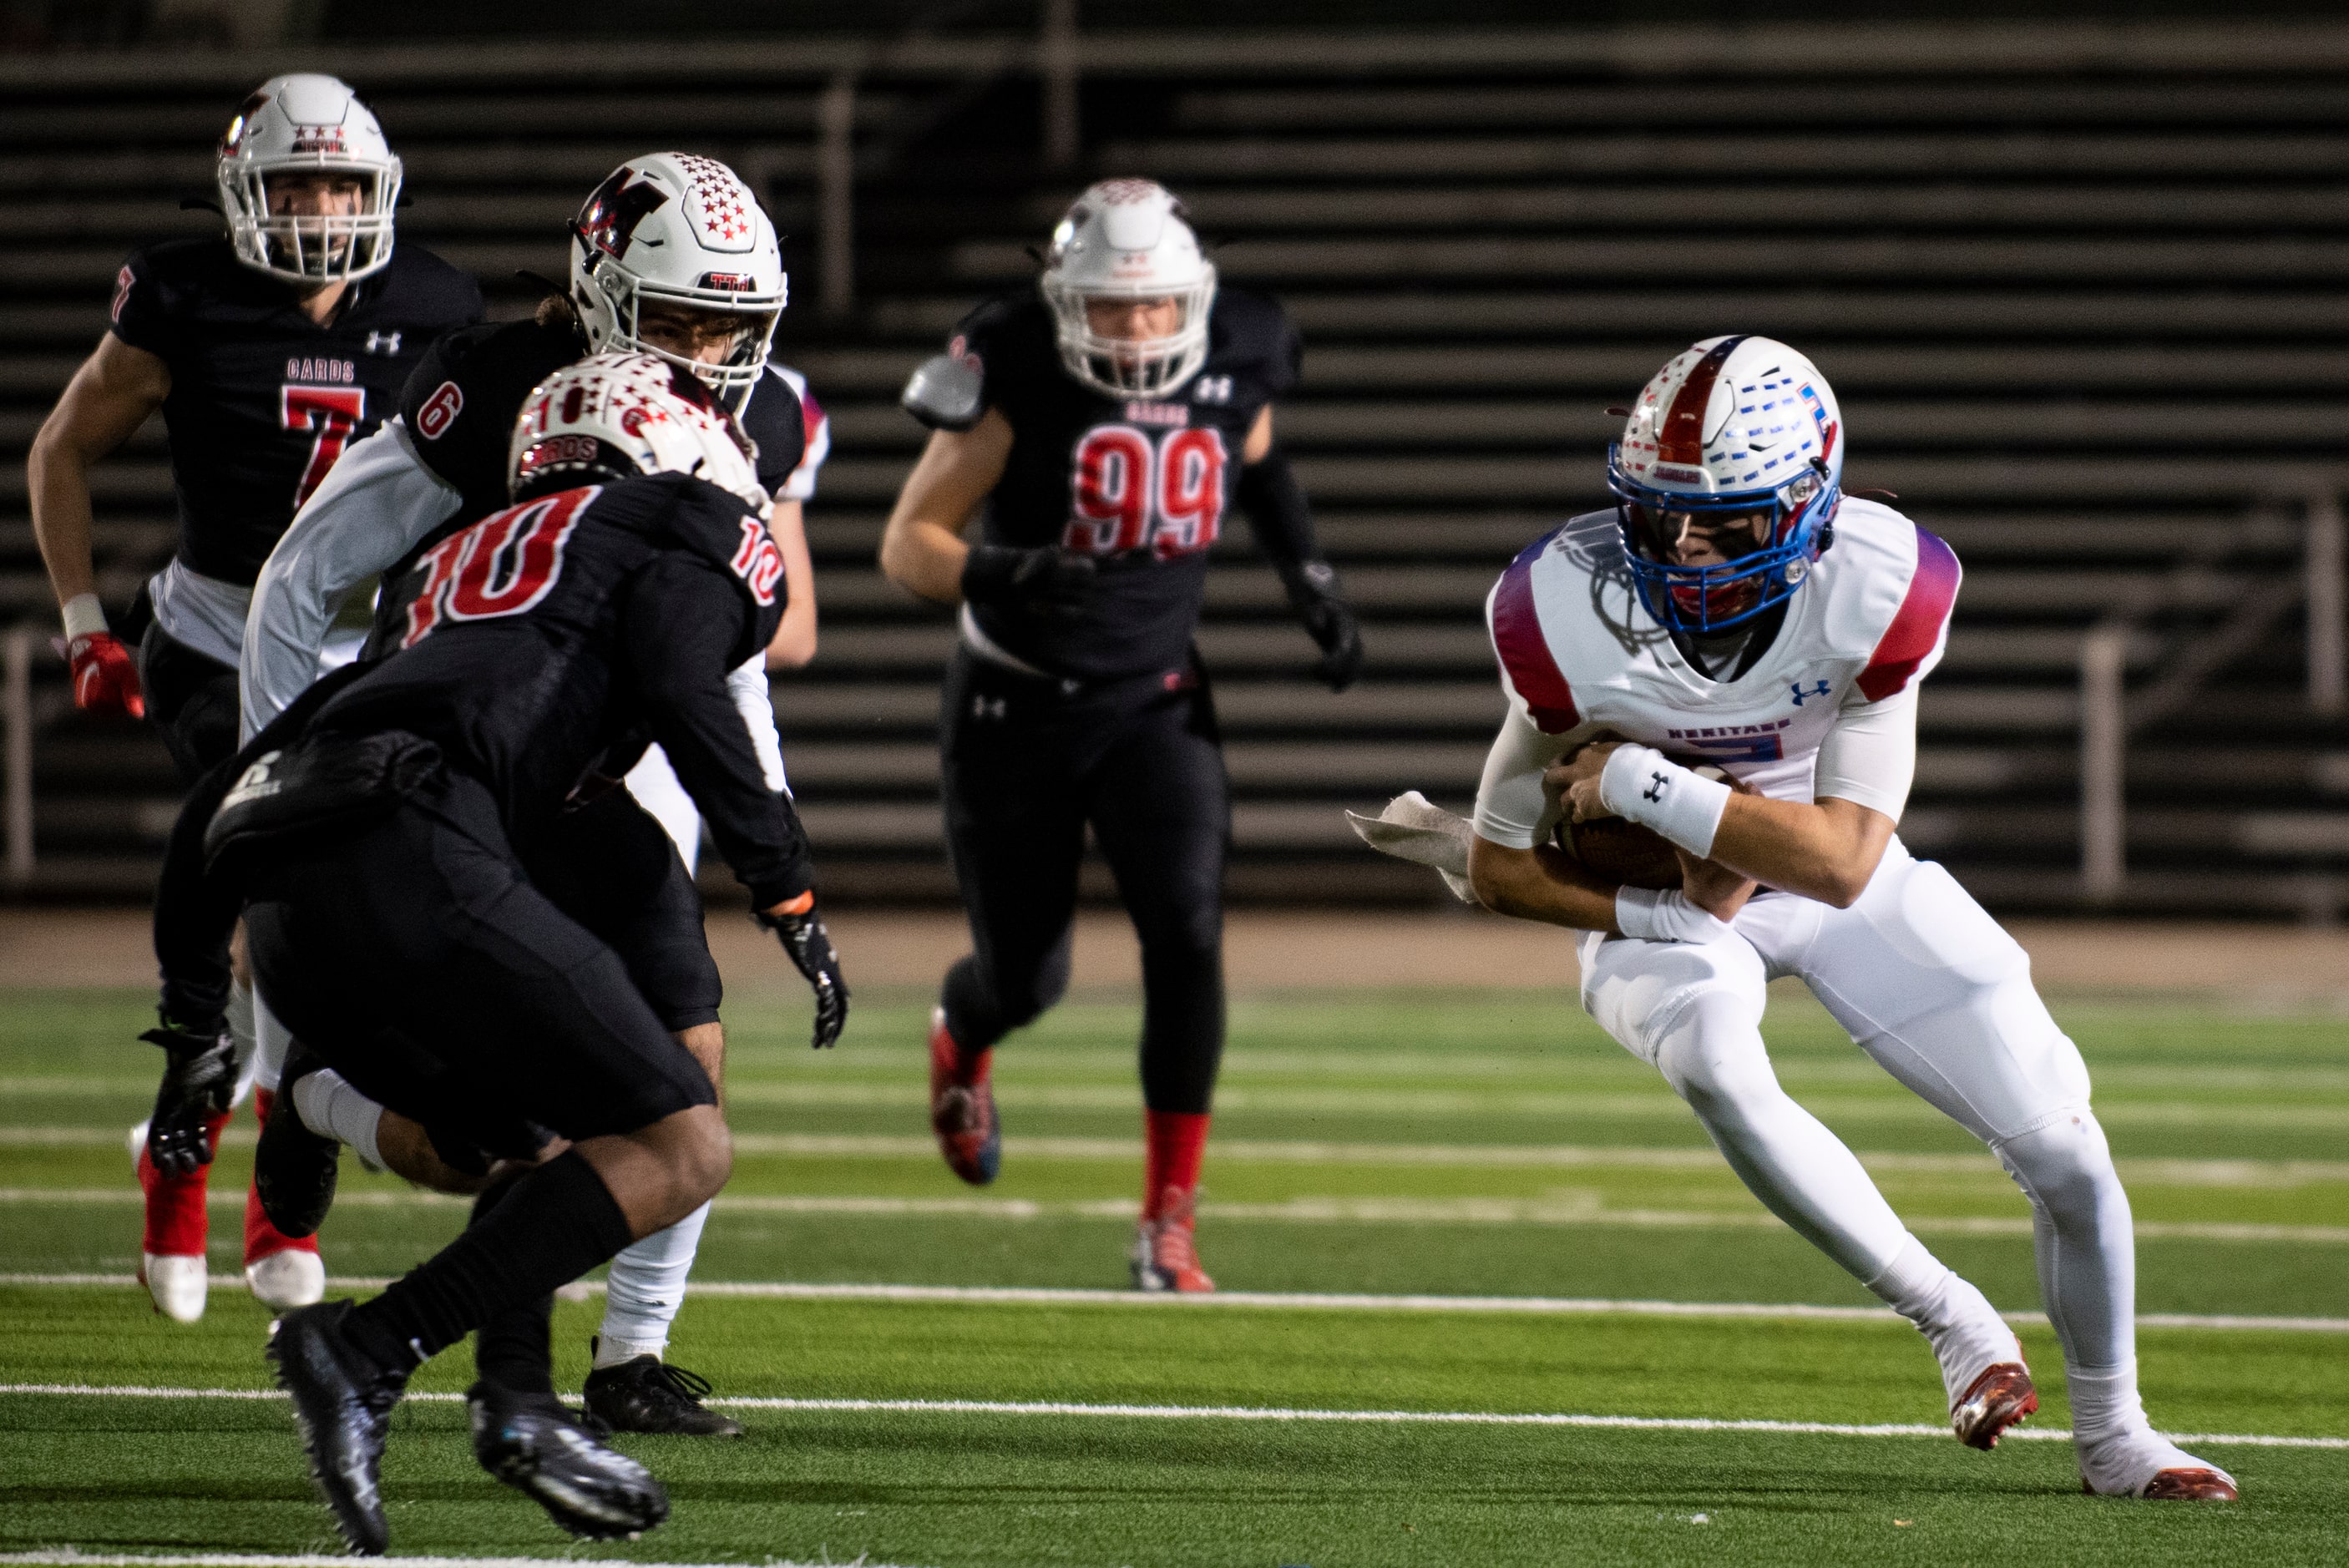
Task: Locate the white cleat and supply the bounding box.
[246,1248,327,1311]
[2078,1427,2239,1500]
[140,1252,209,1323]
[127,1119,149,1165]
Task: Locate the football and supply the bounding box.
[1556,813,1683,890]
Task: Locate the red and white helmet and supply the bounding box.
[217,74,402,286]
[509,352,764,509]
[570,154,787,402]
[1039,179,1218,400]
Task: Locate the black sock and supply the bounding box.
[343,1150,632,1375]
[468,1173,557,1395]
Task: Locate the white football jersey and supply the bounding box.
[1485,498,1958,804]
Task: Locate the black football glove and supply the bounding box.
[1287,561,1364,692]
[961,544,1097,623]
[140,1016,236,1177]
[757,902,849,1050]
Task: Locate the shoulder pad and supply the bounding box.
[901,353,984,432]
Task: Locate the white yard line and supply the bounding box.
[6,1186,2342,1243]
[3,1272,2343,1333]
[0,1555,921,1568]
[0,1381,2340,1451]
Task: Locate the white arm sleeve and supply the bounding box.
[726,653,791,795]
[1812,683,1919,820]
[240,419,462,741]
[1471,701,1582,849]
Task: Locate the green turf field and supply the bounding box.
[2,982,2345,1566]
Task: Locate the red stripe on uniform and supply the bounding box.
[1491,537,1579,733]
[1857,527,1962,701]
[1656,336,1744,467]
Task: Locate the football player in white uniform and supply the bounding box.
[235,154,824,1437]
[1361,336,2235,1502]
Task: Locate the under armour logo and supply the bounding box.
[364,331,402,354]
[972,695,1007,721]
[1643,771,1668,803]
[1192,375,1233,404]
[1790,678,1831,706]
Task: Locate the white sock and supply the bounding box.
[225,978,260,1108]
[1866,1234,2019,1408]
[2065,1360,2147,1440]
[1992,1113,2136,1373]
[597,1199,711,1365]
[291,1068,385,1173]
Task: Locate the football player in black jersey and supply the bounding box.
[145,356,847,1551]
[882,179,1362,1292]
[238,154,817,1437]
[24,73,482,1324]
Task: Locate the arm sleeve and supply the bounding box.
[1471,702,1579,850]
[1235,448,1325,593]
[726,653,790,794]
[621,554,813,907]
[240,418,461,741]
[1812,684,1919,820]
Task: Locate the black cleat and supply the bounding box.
[255,1044,339,1240]
[582,1347,744,1438]
[468,1379,670,1539]
[266,1300,406,1555]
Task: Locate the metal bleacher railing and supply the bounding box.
[5,19,2349,912]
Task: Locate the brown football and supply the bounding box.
[1556,815,1683,890]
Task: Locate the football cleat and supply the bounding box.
[139,1252,209,1323]
[2078,1427,2239,1500]
[582,1348,743,1439]
[246,1247,327,1311]
[1951,1363,2039,1451]
[928,1008,1000,1186]
[1130,1186,1214,1293]
[267,1300,407,1555]
[469,1379,671,1539]
[255,1049,340,1239]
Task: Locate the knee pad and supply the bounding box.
[1653,990,1780,1120]
[1992,1110,2119,1222]
[1582,933,1766,1068]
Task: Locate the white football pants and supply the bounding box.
[1577,840,2135,1382]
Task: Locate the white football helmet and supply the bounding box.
[1039,179,1218,400]
[1607,335,1845,634]
[509,352,765,510]
[570,154,787,403]
[216,74,402,286]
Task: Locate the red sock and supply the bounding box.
[138,1108,230,1257]
[929,1009,990,1089]
[1142,1110,1210,1220]
[243,1088,321,1264]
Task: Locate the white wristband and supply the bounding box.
[1613,885,1736,945]
[61,592,108,642]
[1599,744,1732,859]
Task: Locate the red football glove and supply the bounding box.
[67,631,144,719]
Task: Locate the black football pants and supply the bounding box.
[939,648,1228,1115]
[243,769,716,1151]
[139,625,240,785]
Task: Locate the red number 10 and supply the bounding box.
[1066,424,1228,560]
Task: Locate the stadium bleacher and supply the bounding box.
[3,23,2346,913]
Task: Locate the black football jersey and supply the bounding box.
[309,472,807,906]
[953,286,1299,680]
[109,236,484,586]
[398,316,811,526]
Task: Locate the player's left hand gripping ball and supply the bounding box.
[758,895,849,1049]
[140,1016,235,1176]
[64,630,145,719]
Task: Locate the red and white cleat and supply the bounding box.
[2078,1429,2239,1500]
[139,1252,209,1323]
[1131,1186,1214,1293]
[1951,1362,2039,1451]
[927,1008,1000,1186]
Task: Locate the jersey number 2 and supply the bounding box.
[281,385,366,508]
[1065,424,1227,559]
[402,488,593,648]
